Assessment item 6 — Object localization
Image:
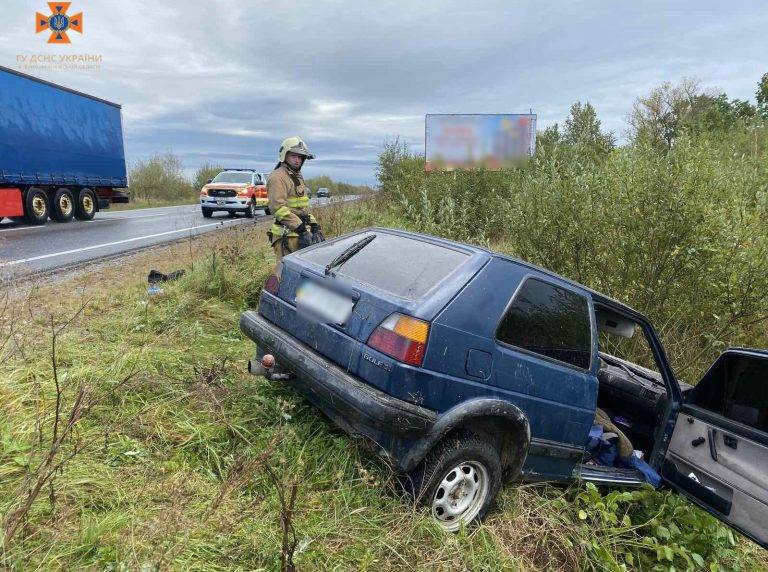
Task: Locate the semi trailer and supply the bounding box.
[0,65,128,225]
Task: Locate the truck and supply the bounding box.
[0,65,128,225]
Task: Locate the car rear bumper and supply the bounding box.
[239,310,437,456]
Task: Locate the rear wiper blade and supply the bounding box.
[325,234,376,276]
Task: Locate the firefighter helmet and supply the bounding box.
[278,136,315,162]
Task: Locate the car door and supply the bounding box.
[661,349,768,548]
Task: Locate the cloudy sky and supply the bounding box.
[3,1,766,183]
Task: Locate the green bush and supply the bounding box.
[127,153,195,203]
[192,162,224,192]
[377,129,768,382]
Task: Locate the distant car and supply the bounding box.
[240,228,768,544]
[200,169,269,218]
[316,187,330,199]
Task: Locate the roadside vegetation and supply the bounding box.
[2,74,768,571]
[117,156,373,211]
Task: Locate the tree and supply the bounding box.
[193,162,223,191]
[629,78,705,150]
[561,101,615,156]
[757,73,768,118]
[536,123,562,156]
[630,78,757,150]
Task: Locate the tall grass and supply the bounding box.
[0,214,765,570]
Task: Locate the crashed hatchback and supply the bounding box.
[240,228,768,543]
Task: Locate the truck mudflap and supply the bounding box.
[239,310,437,439]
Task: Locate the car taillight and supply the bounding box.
[264,274,280,295]
[367,313,430,367]
[255,187,267,198]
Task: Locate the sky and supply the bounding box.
[3,1,766,184]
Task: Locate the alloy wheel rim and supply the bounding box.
[32,195,46,217]
[82,195,94,213]
[431,461,489,531]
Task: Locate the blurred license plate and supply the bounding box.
[296,281,354,324]
[216,199,226,205]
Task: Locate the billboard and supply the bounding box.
[425,113,536,172]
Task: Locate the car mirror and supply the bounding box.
[206,179,213,184]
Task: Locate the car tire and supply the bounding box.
[406,433,502,532]
[244,201,256,218]
[227,211,237,218]
[263,207,270,215]
[51,188,75,222]
[202,208,213,218]
[74,189,97,220]
[24,188,49,225]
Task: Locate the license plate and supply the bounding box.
[216,199,226,205]
[296,281,354,325]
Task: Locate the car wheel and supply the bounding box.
[74,189,97,220]
[202,207,213,218]
[24,188,49,225]
[51,188,75,222]
[407,433,501,532]
[227,211,237,218]
[245,201,256,218]
[263,207,270,215]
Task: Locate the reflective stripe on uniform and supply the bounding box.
[274,205,292,220]
[270,223,298,241]
[287,196,309,208]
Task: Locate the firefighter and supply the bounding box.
[266,136,324,262]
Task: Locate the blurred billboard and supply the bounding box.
[425,113,536,172]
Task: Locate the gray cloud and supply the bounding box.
[3,1,766,183]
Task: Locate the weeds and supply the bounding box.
[0,194,766,570]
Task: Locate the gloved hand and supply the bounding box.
[294,223,313,249]
[310,223,325,244]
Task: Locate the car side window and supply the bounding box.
[692,354,768,432]
[496,277,592,369]
[254,174,262,184]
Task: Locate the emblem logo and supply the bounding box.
[36,3,83,44]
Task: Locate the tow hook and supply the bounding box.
[247,353,293,381]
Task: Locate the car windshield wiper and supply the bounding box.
[325,234,376,276]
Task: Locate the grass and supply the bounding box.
[0,203,766,571]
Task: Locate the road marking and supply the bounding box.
[0,221,233,267]
[0,219,114,233]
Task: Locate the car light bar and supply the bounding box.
[367,313,430,367]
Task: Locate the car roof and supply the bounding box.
[365,227,642,318]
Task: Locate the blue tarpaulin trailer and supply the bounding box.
[0,65,128,224]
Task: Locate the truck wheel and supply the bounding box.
[201,207,213,218]
[51,188,75,222]
[24,188,49,225]
[74,189,97,220]
[407,433,501,532]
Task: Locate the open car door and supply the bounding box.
[661,349,768,548]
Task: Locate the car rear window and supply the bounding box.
[297,232,470,299]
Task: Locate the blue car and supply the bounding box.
[240,228,768,542]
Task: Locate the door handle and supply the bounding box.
[723,434,738,449]
[707,427,718,461]
[691,436,705,447]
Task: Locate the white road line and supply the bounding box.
[0,219,114,233]
[0,221,231,267]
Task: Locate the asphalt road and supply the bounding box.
[0,197,347,276]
